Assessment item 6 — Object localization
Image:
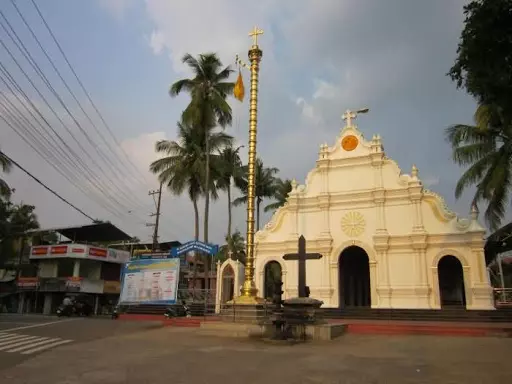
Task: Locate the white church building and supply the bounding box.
[216,112,495,311]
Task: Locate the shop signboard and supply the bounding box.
[16,277,39,290]
[30,244,130,264]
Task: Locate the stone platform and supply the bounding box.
[198,321,347,341]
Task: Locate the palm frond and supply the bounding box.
[169,79,195,97]
[0,151,12,173]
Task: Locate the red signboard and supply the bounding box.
[31,246,48,255]
[71,247,85,253]
[50,245,68,255]
[17,277,39,288]
[89,247,107,258]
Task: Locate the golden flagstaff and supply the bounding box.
[233,26,264,303]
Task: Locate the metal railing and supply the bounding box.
[493,288,512,307]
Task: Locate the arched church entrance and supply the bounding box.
[221,265,235,303]
[263,261,282,300]
[438,255,466,307]
[338,246,371,308]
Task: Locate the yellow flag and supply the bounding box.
[233,70,245,102]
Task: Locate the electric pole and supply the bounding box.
[148,182,163,251]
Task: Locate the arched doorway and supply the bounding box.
[438,255,466,307]
[338,246,371,308]
[221,265,235,303]
[263,261,282,300]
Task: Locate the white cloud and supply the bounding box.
[149,30,165,55]
[97,0,133,20]
[312,80,339,100]
[422,176,441,188]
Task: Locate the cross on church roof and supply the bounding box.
[342,109,357,127]
[249,26,264,46]
[283,235,323,298]
[342,108,369,127]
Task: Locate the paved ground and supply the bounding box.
[0,314,161,370]
[1,325,511,384]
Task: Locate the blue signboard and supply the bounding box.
[119,258,180,305]
[170,240,219,257]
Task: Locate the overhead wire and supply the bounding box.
[0,148,95,222]
[0,58,134,216]
[4,4,149,191]
[0,93,130,220]
[28,0,151,186]
[0,0,184,238]
[0,27,147,212]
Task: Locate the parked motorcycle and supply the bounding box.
[164,301,191,319]
[111,305,119,320]
[56,304,74,317]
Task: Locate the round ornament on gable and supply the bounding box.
[341,211,366,237]
[341,135,359,151]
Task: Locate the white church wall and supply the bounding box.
[251,114,495,311]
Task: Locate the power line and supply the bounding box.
[0,62,133,216]
[0,149,95,221]
[0,30,146,212]
[28,0,151,186]
[4,4,149,190]
[0,1,185,239]
[0,99,130,220]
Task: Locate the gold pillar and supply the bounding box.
[238,27,264,301]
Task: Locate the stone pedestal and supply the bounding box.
[220,302,271,324]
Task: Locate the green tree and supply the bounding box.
[150,121,232,290]
[449,0,512,117]
[0,202,39,267]
[264,178,292,213]
[0,149,12,199]
[216,144,243,249]
[169,53,235,245]
[445,104,512,230]
[219,229,245,262]
[233,158,279,231]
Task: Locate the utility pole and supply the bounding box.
[148,182,163,251]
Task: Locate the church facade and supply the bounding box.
[246,114,494,310]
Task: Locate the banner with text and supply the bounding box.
[119,258,180,305]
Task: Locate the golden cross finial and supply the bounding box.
[342,109,357,127]
[249,26,264,46]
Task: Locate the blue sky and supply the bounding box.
[1,0,507,244]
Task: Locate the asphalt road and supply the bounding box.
[2,327,512,383]
[0,314,161,370]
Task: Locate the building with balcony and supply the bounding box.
[17,222,132,315]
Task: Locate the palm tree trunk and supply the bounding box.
[192,198,199,296]
[193,198,200,241]
[227,181,232,254]
[256,198,261,231]
[203,129,210,291]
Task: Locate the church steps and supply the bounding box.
[319,308,512,323]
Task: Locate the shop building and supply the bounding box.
[17,222,132,315]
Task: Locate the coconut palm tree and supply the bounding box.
[216,144,244,246]
[150,121,232,289]
[446,104,512,230]
[0,202,39,267]
[169,53,235,245]
[264,178,293,213]
[233,158,279,231]
[0,148,12,199]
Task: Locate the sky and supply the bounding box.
[0,0,506,245]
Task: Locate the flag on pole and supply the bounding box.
[233,69,245,102]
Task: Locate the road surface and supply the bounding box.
[0,314,160,370]
[1,324,512,383]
